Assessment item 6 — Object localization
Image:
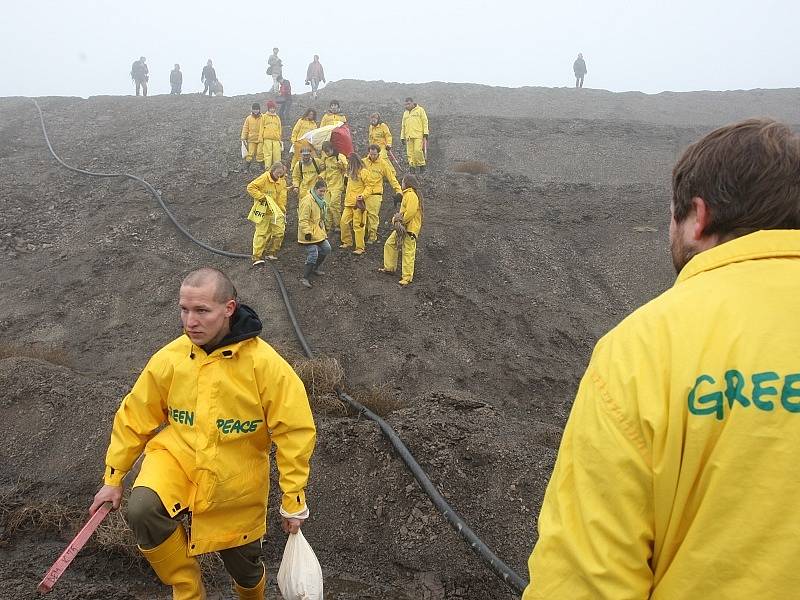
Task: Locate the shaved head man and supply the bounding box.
[90,267,316,599]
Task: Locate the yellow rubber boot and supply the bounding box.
[234,567,266,600]
[139,526,206,600]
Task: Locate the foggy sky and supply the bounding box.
[2,0,797,98]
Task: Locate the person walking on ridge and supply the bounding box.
[305,55,326,99]
[573,53,587,88]
[131,56,149,96]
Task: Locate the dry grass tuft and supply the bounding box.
[452,160,491,175]
[3,501,82,538]
[292,356,347,414]
[353,384,404,417]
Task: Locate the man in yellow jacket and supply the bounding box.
[290,109,318,167]
[240,103,263,172]
[89,267,316,600]
[523,118,800,599]
[362,144,402,244]
[320,140,348,233]
[400,97,429,173]
[246,162,289,263]
[258,100,282,171]
[320,100,347,128]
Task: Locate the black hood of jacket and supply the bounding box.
[202,303,262,354]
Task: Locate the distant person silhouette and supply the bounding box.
[130,56,149,96]
[201,60,217,96]
[573,53,587,88]
[170,64,182,95]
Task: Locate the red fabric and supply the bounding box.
[279,80,291,97]
[330,124,353,157]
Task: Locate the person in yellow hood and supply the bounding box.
[400,97,429,173]
[290,109,318,167]
[380,174,422,286]
[339,153,368,255]
[320,140,348,233]
[258,100,282,171]
[369,112,394,164]
[291,148,325,202]
[362,144,402,244]
[246,162,288,263]
[523,118,800,599]
[240,103,263,172]
[320,99,347,127]
[298,179,331,288]
[89,267,316,600]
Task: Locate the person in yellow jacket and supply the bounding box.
[290,109,318,167]
[362,144,402,244]
[369,112,393,161]
[320,140,347,233]
[400,97,429,173]
[258,100,282,171]
[291,147,325,202]
[523,118,800,600]
[246,162,288,263]
[240,103,263,172]
[320,99,347,127]
[298,179,331,288]
[89,267,316,600]
[380,174,422,286]
[339,153,368,255]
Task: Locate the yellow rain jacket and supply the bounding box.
[291,158,324,199]
[398,188,422,235]
[247,171,288,213]
[291,117,318,145]
[320,112,347,127]
[400,104,429,140]
[241,114,262,143]
[362,156,401,196]
[298,192,327,244]
[103,306,316,556]
[525,229,800,600]
[321,152,347,190]
[259,113,282,142]
[344,169,367,207]
[369,122,393,149]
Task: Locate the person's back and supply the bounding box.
[523,119,800,599]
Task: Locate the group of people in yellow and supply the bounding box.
[241,97,428,287]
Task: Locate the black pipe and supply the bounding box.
[31,98,529,596]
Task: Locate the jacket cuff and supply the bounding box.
[281,490,307,515]
[280,505,310,519]
[103,465,127,486]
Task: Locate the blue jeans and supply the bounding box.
[305,239,331,265]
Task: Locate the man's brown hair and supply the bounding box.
[672,118,800,238]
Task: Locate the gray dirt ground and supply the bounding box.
[1,80,799,599]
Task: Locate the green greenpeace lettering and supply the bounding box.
[215,418,264,434]
[688,370,800,420]
[168,407,195,426]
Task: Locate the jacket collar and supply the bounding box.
[676,230,800,284]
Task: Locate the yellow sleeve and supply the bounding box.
[383,161,401,193]
[400,114,406,140]
[240,117,249,141]
[277,180,288,209]
[103,356,170,486]
[401,193,419,224]
[298,196,313,237]
[260,351,316,513]
[524,357,654,599]
[338,154,348,171]
[384,124,393,147]
[421,108,429,135]
[291,162,301,186]
[291,120,301,143]
[246,173,267,200]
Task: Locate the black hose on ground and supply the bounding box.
[31,98,530,596]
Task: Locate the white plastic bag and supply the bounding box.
[277,530,323,600]
[241,140,248,158]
